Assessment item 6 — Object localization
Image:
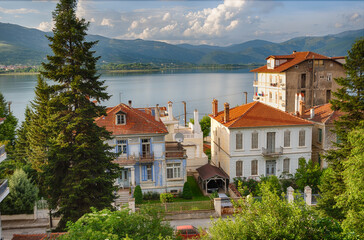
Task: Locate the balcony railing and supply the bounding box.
[139,152,154,163]
[0,144,6,163]
[165,141,186,159]
[262,147,283,157]
[0,179,9,202]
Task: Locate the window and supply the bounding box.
[236,133,243,150]
[236,161,243,177]
[326,90,331,103]
[283,158,290,173]
[251,160,258,176]
[327,73,332,81]
[116,114,126,125]
[284,130,291,147]
[142,164,153,181]
[299,130,305,147]
[117,139,127,155]
[251,132,258,149]
[318,128,322,143]
[301,74,306,88]
[141,138,151,157]
[267,132,276,153]
[167,163,181,179]
[314,60,324,66]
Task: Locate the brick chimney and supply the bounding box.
[224,102,230,123]
[310,108,315,119]
[298,100,305,116]
[128,100,132,107]
[212,99,218,117]
[155,104,160,122]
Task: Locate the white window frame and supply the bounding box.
[284,130,291,148]
[236,132,243,150]
[251,160,258,176]
[251,132,258,149]
[167,163,181,179]
[116,114,126,125]
[117,139,127,155]
[283,158,290,173]
[236,161,243,177]
[299,130,306,147]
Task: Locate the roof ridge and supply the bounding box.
[95,104,121,121]
[129,106,167,133]
[229,101,258,127]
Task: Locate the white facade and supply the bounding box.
[211,118,312,181]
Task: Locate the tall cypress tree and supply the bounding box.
[318,38,364,220]
[40,0,119,229]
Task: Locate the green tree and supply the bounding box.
[318,38,364,221]
[38,0,119,229]
[61,207,175,240]
[336,124,364,237]
[182,182,192,199]
[0,92,18,144]
[189,115,211,138]
[0,169,39,215]
[294,158,322,193]
[134,185,143,204]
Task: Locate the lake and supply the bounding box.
[0,69,254,124]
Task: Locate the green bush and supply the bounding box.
[134,185,143,204]
[160,193,174,203]
[0,169,39,214]
[142,191,160,201]
[295,158,322,193]
[234,177,260,196]
[182,182,193,199]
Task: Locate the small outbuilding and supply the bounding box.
[196,163,229,194]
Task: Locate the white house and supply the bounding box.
[209,100,313,181]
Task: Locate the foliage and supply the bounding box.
[204,183,348,240]
[336,124,364,238]
[182,182,193,199]
[34,0,120,229]
[319,38,364,221]
[160,193,174,203]
[209,191,219,199]
[0,92,18,145]
[234,177,259,196]
[134,185,143,204]
[0,169,38,214]
[294,158,322,193]
[257,175,282,196]
[187,176,205,199]
[60,207,175,240]
[189,115,211,138]
[143,191,160,201]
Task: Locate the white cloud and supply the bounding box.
[37,21,53,32]
[0,7,39,14]
[163,12,171,21]
[101,18,113,27]
[335,23,343,28]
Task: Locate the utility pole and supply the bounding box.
[182,101,187,127]
[244,92,247,104]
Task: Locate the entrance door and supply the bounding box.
[267,132,276,154]
[266,160,276,176]
[118,169,129,188]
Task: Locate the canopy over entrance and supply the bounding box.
[196,164,229,194]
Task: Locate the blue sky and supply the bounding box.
[0,0,363,46]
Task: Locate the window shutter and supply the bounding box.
[283,158,290,173]
[252,132,258,149]
[299,130,305,146]
[236,161,242,177]
[284,130,290,147]
[236,133,243,150]
[142,166,147,181]
[251,160,258,176]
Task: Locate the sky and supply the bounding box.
[0,0,363,46]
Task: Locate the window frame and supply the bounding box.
[299,130,306,147]
[251,132,258,149]
[236,132,243,150]
[251,160,258,176]
[284,130,291,148]
[236,160,243,177]
[283,158,290,173]
[116,139,128,155]
[166,163,181,179]
[318,128,322,143]
[116,114,126,125]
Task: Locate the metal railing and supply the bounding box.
[0,144,5,157]
[139,152,154,163]
[0,179,8,195]
[262,147,283,156]
[137,200,214,213]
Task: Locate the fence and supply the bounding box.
[137,200,214,213]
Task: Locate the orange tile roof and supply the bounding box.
[301,103,344,124]
[95,103,168,136]
[0,117,5,123]
[12,233,65,240]
[251,51,332,73]
[209,101,312,128]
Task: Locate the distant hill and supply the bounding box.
[0,22,362,65]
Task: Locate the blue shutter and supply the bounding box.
[142,166,147,181]
[151,165,153,181]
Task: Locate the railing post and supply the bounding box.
[214,198,222,216]
[34,201,37,220]
[128,198,135,213]
[304,186,312,206]
[287,186,294,203]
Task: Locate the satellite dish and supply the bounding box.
[174,132,184,143]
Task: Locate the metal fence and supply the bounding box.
[36,197,48,210]
[137,200,214,213]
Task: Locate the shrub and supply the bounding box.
[295,158,322,193]
[134,185,143,204]
[160,193,174,203]
[234,177,260,196]
[182,182,193,199]
[142,191,160,201]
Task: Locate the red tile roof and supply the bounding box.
[301,103,344,124]
[12,233,65,240]
[209,101,312,128]
[251,51,333,73]
[95,103,168,135]
[0,117,5,123]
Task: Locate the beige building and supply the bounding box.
[251,51,346,113]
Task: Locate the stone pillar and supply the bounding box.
[33,201,37,220]
[129,198,135,213]
[131,167,135,187]
[287,186,294,203]
[214,198,222,217]
[304,186,312,206]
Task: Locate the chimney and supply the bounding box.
[224,102,230,123]
[299,100,305,116]
[193,109,202,133]
[212,99,218,117]
[295,93,299,114]
[128,100,132,107]
[244,92,248,104]
[293,50,297,54]
[155,104,160,122]
[310,108,315,119]
[167,101,173,120]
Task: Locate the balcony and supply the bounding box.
[139,152,154,163]
[0,144,6,163]
[0,179,9,203]
[262,147,283,157]
[165,141,186,159]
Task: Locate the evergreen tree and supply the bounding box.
[182,182,192,199]
[0,92,18,144]
[318,38,364,221]
[38,0,119,229]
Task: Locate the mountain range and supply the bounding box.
[0,22,363,65]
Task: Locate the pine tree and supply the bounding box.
[38,0,119,229]
[0,92,18,144]
[318,38,364,220]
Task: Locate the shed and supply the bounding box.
[196,163,229,194]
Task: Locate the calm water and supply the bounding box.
[0,69,254,124]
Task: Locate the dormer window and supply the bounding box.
[116,111,126,125]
